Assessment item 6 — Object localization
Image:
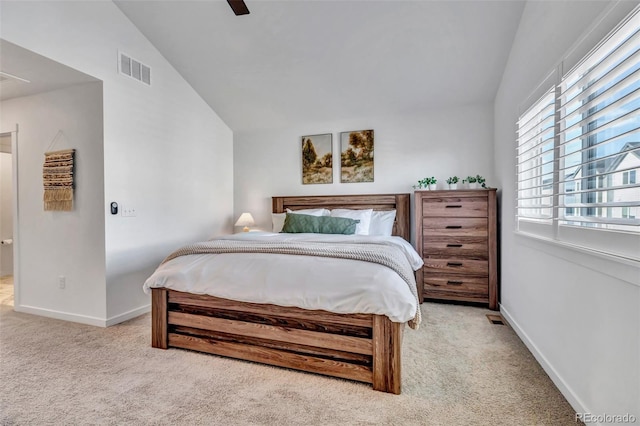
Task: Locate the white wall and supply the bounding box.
[494,0,639,418]
[0,149,12,277]
[0,1,234,324]
[1,83,107,319]
[234,103,495,238]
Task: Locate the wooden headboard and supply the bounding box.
[272,194,410,242]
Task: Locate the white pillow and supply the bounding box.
[369,210,396,236]
[272,213,286,232]
[286,208,330,217]
[330,208,373,235]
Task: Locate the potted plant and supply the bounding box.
[415,176,437,190]
[475,175,487,188]
[446,176,459,190]
[463,175,478,189]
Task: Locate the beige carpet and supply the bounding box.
[0,283,579,425]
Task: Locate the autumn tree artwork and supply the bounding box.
[301,133,333,184]
[340,130,374,183]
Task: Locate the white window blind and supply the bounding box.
[516,6,640,260]
[558,9,640,234]
[516,87,556,234]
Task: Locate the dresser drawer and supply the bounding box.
[424,276,489,302]
[421,197,488,217]
[422,258,488,275]
[421,217,487,237]
[423,237,488,258]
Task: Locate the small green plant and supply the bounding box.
[416,176,437,189]
[462,174,488,188]
[446,176,459,184]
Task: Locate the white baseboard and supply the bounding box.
[14,304,108,327]
[106,304,150,326]
[14,303,150,327]
[500,305,591,419]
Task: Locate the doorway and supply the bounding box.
[1,40,101,315]
[0,131,15,306]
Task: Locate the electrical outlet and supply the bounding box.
[121,206,137,217]
[58,276,66,289]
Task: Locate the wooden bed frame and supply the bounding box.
[151,193,411,394]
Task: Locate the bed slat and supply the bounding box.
[172,325,373,366]
[170,303,372,337]
[169,311,373,355]
[169,291,372,327]
[273,194,404,208]
[169,333,374,383]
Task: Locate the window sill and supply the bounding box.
[513,231,639,287]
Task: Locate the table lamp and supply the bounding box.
[235,212,255,232]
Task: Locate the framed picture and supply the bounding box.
[301,133,333,184]
[340,129,374,183]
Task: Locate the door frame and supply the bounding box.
[1,125,20,307]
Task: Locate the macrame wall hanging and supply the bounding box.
[43,131,75,211]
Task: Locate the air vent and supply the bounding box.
[486,314,505,325]
[118,52,151,86]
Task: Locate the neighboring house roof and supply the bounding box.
[604,141,640,173]
[564,141,640,180]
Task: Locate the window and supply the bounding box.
[623,170,637,184]
[516,7,640,261]
[622,207,636,219]
[516,87,556,234]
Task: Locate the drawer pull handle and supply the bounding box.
[446,244,463,248]
[445,225,462,229]
[445,205,462,208]
[447,262,463,267]
[447,280,463,285]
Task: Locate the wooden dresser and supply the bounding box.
[415,189,498,310]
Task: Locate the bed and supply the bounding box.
[147,193,418,394]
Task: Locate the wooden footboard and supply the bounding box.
[151,288,403,394]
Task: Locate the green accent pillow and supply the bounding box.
[281,213,359,235]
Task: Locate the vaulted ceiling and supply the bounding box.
[115,1,526,133]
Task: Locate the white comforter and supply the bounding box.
[143,232,423,324]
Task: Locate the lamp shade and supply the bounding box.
[234,212,255,232]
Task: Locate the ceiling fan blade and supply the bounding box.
[227,0,250,16]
